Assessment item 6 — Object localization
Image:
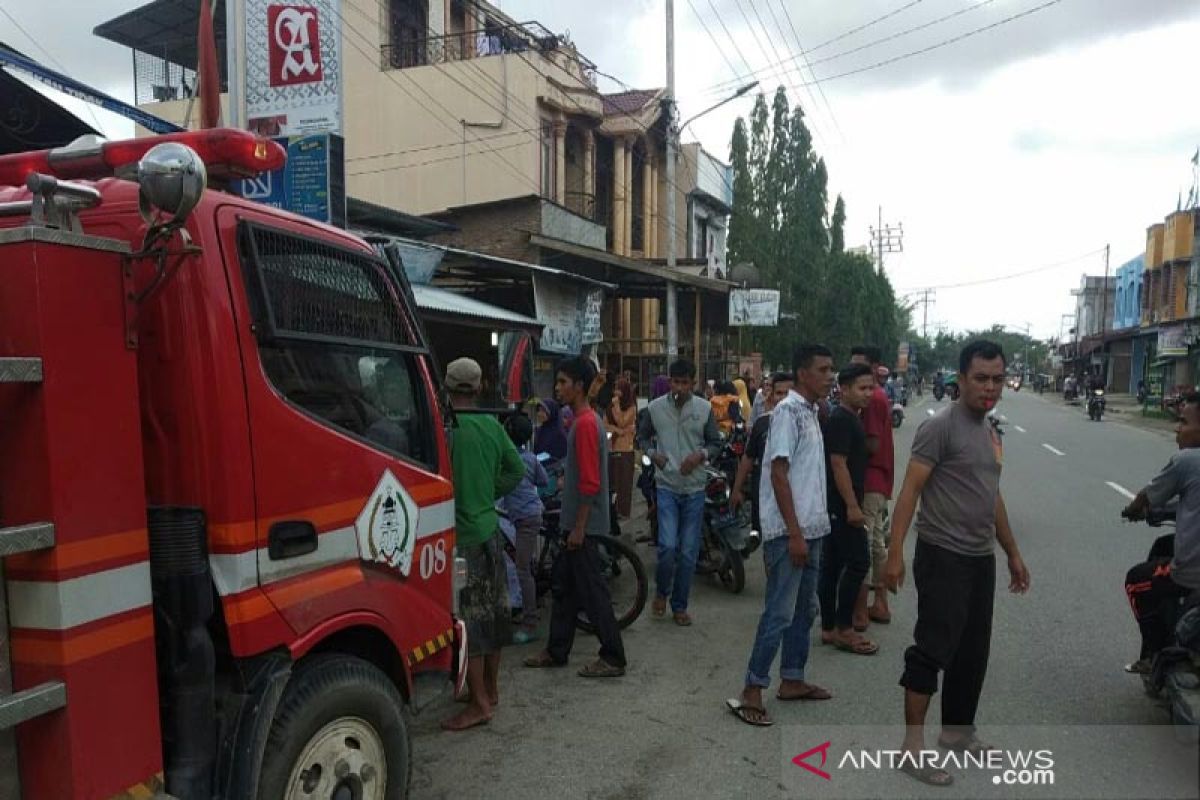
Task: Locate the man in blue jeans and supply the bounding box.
[728,344,835,726]
[638,358,722,626]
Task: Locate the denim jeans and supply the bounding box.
[655,487,706,613]
[745,534,826,688]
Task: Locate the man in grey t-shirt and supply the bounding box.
[883,341,1031,788]
[1121,392,1200,672]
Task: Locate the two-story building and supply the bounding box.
[94,0,736,394]
[1111,255,1145,393]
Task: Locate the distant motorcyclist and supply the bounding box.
[1121,392,1200,674]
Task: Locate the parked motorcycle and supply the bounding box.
[1087,389,1106,421]
[1120,508,1200,733]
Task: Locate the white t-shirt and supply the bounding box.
[758,390,831,542]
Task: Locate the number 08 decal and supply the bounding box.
[419,539,448,579]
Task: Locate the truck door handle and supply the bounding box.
[268,520,318,560]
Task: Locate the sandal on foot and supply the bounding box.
[937,735,999,755]
[898,762,954,787]
[673,611,693,627]
[1125,658,1151,675]
[726,698,773,727]
[835,637,879,656]
[523,652,567,668]
[869,610,892,624]
[776,683,832,701]
[652,597,667,617]
[578,658,625,678]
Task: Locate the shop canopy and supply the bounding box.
[411,285,542,335]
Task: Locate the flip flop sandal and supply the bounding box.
[673,612,693,627]
[853,624,869,633]
[523,653,567,669]
[440,713,491,732]
[869,611,892,624]
[578,659,625,678]
[726,698,773,727]
[898,762,954,787]
[776,684,832,701]
[651,598,667,617]
[937,736,999,755]
[835,638,880,656]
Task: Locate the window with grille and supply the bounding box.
[238,222,435,467]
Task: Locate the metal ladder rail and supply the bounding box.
[0,356,66,732]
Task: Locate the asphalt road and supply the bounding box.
[408,390,1197,800]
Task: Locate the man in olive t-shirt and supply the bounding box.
[883,341,1031,788]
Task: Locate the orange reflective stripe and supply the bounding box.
[266,563,363,610]
[10,610,154,666]
[209,520,256,553]
[5,527,147,573]
[223,591,277,625]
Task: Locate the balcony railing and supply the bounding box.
[564,190,597,222]
[380,20,596,87]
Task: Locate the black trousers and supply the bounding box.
[818,520,870,631]
[546,538,627,667]
[1125,557,1187,659]
[900,540,996,733]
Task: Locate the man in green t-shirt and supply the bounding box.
[441,357,525,732]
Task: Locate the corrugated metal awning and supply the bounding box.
[412,285,542,331]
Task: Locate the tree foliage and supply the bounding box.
[728,89,905,367]
[907,325,1050,376]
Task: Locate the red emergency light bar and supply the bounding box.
[0,128,287,188]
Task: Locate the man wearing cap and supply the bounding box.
[441,357,526,732]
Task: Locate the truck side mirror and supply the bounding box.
[137,142,206,226]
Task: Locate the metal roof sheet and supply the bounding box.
[412,285,542,329]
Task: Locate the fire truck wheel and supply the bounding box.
[258,654,411,800]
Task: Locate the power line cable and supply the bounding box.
[0,3,106,132]
[775,0,845,142]
[708,0,997,95]
[900,246,1105,292]
[684,0,743,78]
[746,0,828,146]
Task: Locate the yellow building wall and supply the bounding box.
[1146,223,1165,269]
[1163,210,1195,264]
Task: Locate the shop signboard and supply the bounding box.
[1158,324,1189,358]
[729,289,780,326]
[534,276,583,355]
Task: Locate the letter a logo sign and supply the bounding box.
[267,4,325,87]
[792,741,833,780]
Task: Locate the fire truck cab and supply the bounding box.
[0,129,466,799]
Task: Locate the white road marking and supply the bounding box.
[1106,481,1136,500]
[1042,443,1065,456]
[1014,425,1027,433]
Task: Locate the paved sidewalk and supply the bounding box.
[1029,389,1177,437]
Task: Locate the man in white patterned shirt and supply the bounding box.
[728,344,836,727]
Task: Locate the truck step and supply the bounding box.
[0,682,66,731]
[0,357,42,383]
[0,522,54,557]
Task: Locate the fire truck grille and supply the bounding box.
[243,224,414,348]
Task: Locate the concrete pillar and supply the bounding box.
[553,119,567,205]
[623,136,634,256]
[694,292,702,368]
[641,148,653,257]
[612,138,626,255]
[621,299,633,354]
[583,129,595,219]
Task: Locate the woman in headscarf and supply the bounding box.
[605,378,638,518]
[532,399,568,462]
[733,378,753,424]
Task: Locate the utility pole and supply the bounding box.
[869,206,904,273]
[910,288,936,339]
[664,0,679,358]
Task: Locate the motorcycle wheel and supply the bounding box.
[575,534,648,633]
[891,411,903,428]
[716,541,746,594]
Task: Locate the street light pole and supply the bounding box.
[665,0,678,358]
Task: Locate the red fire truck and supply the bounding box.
[0,128,467,799]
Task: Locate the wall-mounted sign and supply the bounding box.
[534,277,585,355]
[239,0,342,136]
[729,288,781,327]
[237,133,345,226]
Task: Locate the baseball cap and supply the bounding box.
[445,357,482,393]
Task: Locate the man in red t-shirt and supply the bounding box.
[850,346,895,627]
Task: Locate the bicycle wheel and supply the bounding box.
[576,534,648,634]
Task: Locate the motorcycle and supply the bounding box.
[933,382,945,402]
[891,401,905,429]
[1120,508,1200,733]
[1087,389,1106,421]
[637,455,756,593]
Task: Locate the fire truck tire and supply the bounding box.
[257,654,411,800]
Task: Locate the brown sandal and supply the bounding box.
[776,683,832,701]
[523,652,567,668]
[673,611,693,627]
[578,658,625,678]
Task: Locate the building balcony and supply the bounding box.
[380,20,596,88]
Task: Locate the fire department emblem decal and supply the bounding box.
[355,470,420,576]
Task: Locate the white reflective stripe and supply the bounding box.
[6,562,151,630]
[210,500,456,598]
[417,499,455,539]
[258,525,358,585]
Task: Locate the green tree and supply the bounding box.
[830,195,846,255]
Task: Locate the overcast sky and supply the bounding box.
[4,0,1200,339]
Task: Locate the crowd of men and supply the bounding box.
[436,339,1200,789]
